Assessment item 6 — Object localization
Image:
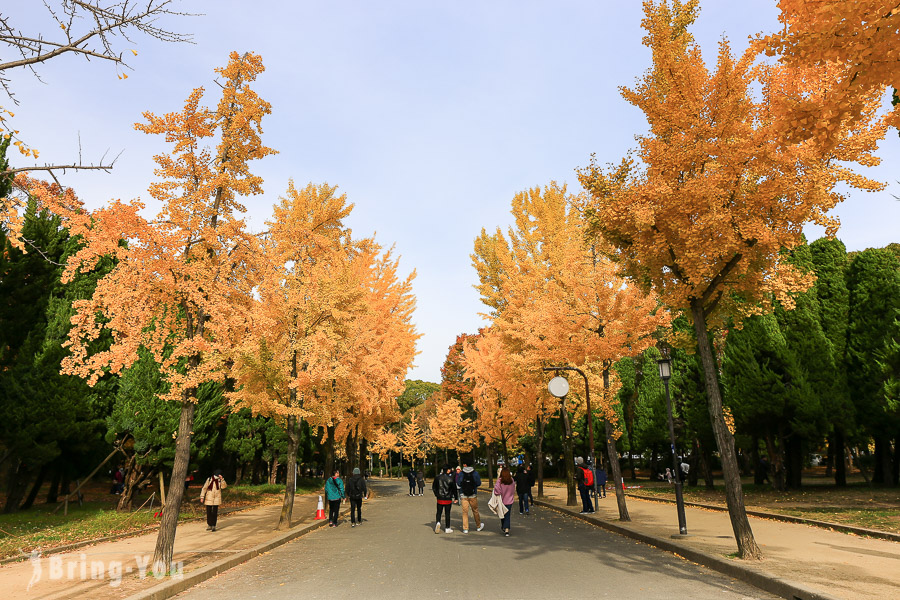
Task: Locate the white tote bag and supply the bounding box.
[488,492,508,518]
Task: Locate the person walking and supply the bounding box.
[407,467,417,496]
[324,469,345,527]
[456,462,484,533]
[597,465,608,498]
[493,467,516,536]
[574,457,594,514]
[416,469,425,496]
[432,464,456,533]
[200,470,227,532]
[454,466,462,504]
[346,467,368,527]
[526,464,535,506]
[514,464,531,515]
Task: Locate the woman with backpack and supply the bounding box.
[493,467,516,536]
[574,457,594,514]
[324,469,345,527]
[346,467,368,526]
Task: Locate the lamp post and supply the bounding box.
[544,366,599,502]
[657,350,688,536]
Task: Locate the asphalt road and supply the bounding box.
[178,480,775,600]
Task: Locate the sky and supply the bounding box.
[6,1,900,383]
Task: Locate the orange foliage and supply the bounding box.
[59,51,275,403]
[578,1,887,325]
[762,0,900,144]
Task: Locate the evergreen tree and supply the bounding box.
[846,248,900,484]
[809,237,854,485]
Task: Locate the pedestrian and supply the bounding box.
[324,469,345,527]
[454,466,462,503]
[597,465,608,498]
[526,464,535,506]
[416,469,425,496]
[407,467,417,496]
[200,469,227,532]
[112,467,124,495]
[346,467,368,527]
[493,466,516,536]
[456,462,484,533]
[680,458,690,481]
[514,464,531,515]
[574,457,594,514]
[665,467,673,484]
[432,464,457,533]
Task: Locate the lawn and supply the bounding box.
[0,479,323,560]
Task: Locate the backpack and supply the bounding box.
[581,466,594,487]
[459,471,477,496]
[348,476,364,499]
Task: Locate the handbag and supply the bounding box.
[488,492,508,518]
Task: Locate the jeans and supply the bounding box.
[579,486,594,512]
[501,504,513,531]
[461,496,481,530]
[328,499,341,524]
[349,497,362,523]
[518,492,529,514]
[436,503,451,528]
[205,504,219,528]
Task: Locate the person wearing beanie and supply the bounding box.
[574,457,593,514]
[347,467,368,527]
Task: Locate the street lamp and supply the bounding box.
[544,366,599,503]
[657,349,688,536]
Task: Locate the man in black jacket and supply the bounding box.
[514,465,531,515]
[347,468,368,527]
[575,457,594,514]
[432,465,457,533]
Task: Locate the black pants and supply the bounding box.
[435,503,451,527]
[579,487,594,512]
[328,499,341,524]
[409,482,416,495]
[206,504,219,527]
[349,497,362,523]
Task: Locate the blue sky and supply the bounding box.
[7,1,900,383]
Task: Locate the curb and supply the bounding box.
[534,499,841,600]
[624,493,900,543]
[123,514,334,600]
[0,503,266,566]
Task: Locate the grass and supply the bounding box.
[628,476,900,534]
[0,480,323,560]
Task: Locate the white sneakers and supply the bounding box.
[477,523,485,531]
[463,529,468,533]
[445,527,453,533]
[434,522,441,534]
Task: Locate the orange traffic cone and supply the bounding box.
[315,495,326,520]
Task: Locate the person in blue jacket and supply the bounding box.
[324,469,345,527]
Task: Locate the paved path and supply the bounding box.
[178,480,774,600]
[538,484,900,600]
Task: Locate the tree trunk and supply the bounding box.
[4,460,32,514]
[536,416,545,498]
[151,399,196,573]
[691,299,761,559]
[560,405,577,507]
[117,459,149,511]
[20,463,48,510]
[601,367,629,520]
[785,435,803,489]
[235,464,244,485]
[700,441,714,489]
[825,434,835,479]
[486,443,494,489]
[892,436,900,487]
[873,436,892,485]
[832,429,847,487]
[277,415,299,530]
[46,464,62,503]
[764,433,785,492]
[649,444,659,481]
[324,425,336,479]
[688,439,700,486]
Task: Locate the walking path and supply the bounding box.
[537,485,900,600]
[2,494,322,600]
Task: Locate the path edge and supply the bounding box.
[534,499,841,600]
[122,516,331,600]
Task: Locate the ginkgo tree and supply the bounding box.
[227,181,360,530]
[52,52,275,572]
[577,0,886,559]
